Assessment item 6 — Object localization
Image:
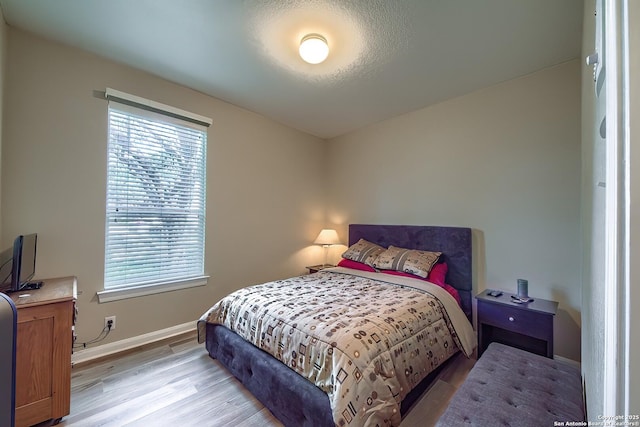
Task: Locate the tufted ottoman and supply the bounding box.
[436,342,585,427]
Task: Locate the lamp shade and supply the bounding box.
[313,229,340,246]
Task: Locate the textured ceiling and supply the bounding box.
[0,0,584,139]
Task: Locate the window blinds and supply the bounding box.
[104,101,207,289]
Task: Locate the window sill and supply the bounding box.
[97,276,209,303]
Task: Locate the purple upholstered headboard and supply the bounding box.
[349,224,473,322]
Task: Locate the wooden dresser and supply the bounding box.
[9,276,77,427]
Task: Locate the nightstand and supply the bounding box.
[476,289,558,358]
[306,264,335,274]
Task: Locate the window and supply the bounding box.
[100,89,211,301]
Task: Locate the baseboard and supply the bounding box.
[72,321,196,366]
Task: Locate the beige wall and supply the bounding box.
[0,26,584,363]
[1,29,326,343]
[326,60,582,361]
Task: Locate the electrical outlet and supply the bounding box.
[105,315,116,330]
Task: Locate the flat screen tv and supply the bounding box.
[0,234,39,293]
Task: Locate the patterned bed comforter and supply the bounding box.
[197,267,476,427]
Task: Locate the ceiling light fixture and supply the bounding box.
[299,34,329,64]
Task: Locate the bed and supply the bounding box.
[197,224,475,426]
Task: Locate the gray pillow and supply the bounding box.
[341,239,384,267]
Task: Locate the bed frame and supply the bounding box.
[205,224,473,426]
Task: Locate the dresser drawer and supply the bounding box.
[477,301,553,341]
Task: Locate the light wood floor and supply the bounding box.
[40,332,475,427]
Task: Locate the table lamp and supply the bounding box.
[313,229,341,267]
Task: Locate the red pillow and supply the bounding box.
[427,262,448,286]
[337,258,377,272]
